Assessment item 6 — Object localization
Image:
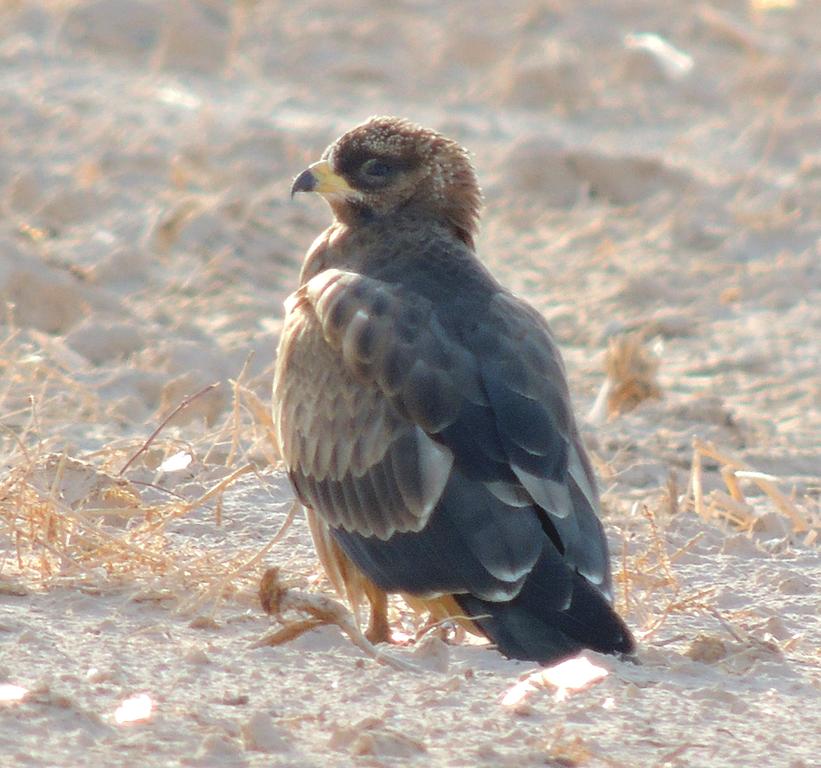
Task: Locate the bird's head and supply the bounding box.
[291,116,482,247]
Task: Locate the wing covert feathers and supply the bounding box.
[274,270,455,540]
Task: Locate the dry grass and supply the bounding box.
[0,445,262,604]
[588,331,663,423]
[0,325,281,617]
[616,500,717,642]
[614,437,817,651]
[255,563,422,673]
[686,437,814,535]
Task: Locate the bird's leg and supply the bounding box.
[363,581,390,645]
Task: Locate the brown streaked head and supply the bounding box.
[290,116,482,246]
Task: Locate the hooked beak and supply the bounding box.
[290,160,354,199]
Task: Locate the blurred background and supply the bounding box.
[0,3,818,765]
[1,0,818,439]
[0,0,817,453]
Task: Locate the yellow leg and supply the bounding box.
[364,580,390,644]
[305,507,392,643]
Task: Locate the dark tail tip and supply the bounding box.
[455,571,635,665]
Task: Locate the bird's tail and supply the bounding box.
[454,558,635,664]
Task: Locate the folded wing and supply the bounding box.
[274,268,613,606]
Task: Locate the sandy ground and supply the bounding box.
[0,1,819,766]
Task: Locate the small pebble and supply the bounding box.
[241,711,291,752]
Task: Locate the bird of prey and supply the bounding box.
[274,116,635,663]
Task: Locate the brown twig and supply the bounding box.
[118,383,220,476]
[256,566,422,674]
[692,438,810,532]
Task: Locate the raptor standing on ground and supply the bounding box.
[274,116,634,663]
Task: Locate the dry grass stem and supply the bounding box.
[237,384,280,460]
[618,502,721,640]
[256,567,422,674]
[589,332,663,423]
[179,498,299,617]
[225,355,254,467]
[688,438,811,533]
[118,382,220,476]
[0,445,261,613]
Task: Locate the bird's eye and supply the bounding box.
[361,159,392,178]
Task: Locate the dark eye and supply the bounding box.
[361,158,392,177]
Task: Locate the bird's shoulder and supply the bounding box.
[286,213,574,419]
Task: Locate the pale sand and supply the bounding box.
[0,2,818,766]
